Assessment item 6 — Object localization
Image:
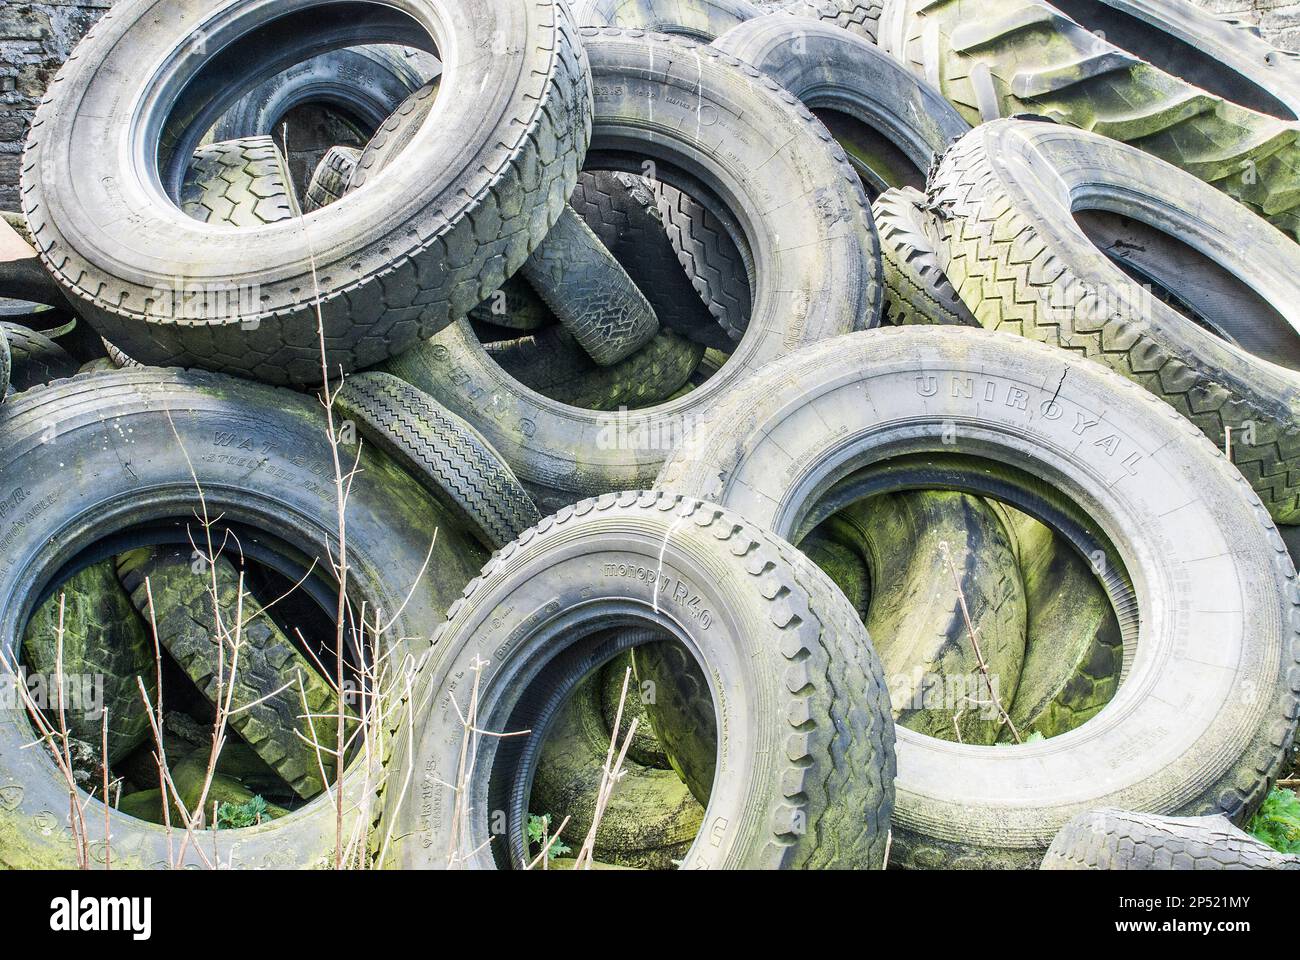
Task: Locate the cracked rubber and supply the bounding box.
[383,29,881,498]
[929,120,1300,523]
[116,548,344,801]
[873,187,976,326]
[878,0,1300,242]
[22,0,592,385]
[22,559,155,764]
[656,325,1300,868]
[520,206,660,365]
[302,146,359,213]
[334,372,540,549]
[382,490,896,869]
[1041,808,1300,870]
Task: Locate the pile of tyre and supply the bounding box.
[0,0,1297,871]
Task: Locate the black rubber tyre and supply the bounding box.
[878,0,1300,241]
[333,372,541,550]
[1041,808,1300,871]
[22,0,591,386]
[181,136,302,227]
[569,170,733,350]
[519,206,660,366]
[930,120,1300,524]
[480,324,704,410]
[212,45,438,143]
[778,0,882,42]
[872,187,976,327]
[831,492,1027,746]
[116,548,343,801]
[22,560,155,764]
[657,326,1300,869]
[577,0,760,39]
[384,29,881,498]
[713,13,969,198]
[1,322,79,391]
[998,509,1122,741]
[381,490,896,869]
[653,183,752,343]
[0,333,11,397]
[529,671,702,869]
[0,368,486,868]
[302,146,360,213]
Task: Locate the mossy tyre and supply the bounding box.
[878,0,1300,241]
[20,0,590,384]
[657,326,1300,869]
[1041,809,1300,871]
[0,369,486,868]
[381,491,896,869]
[930,120,1300,524]
[385,29,881,498]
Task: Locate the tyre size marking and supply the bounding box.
[602,562,713,629]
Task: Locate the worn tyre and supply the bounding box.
[302,146,360,213]
[22,0,591,385]
[577,0,759,39]
[115,549,344,801]
[529,670,703,869]
[381,491,896,869]
[598,652,670,770]
[181,136,302,227]
[1,323,78,392]
[657,326,1300,869]
[212,46,437,143]
[713,13,968,197]
[384,29,880,498]
[1041,808,1300,871]
[0,369,486,868]
[778,0,882,42]
[569,170,733,349]
[999,510,1123,741]
[834,492,1027,745]
[334,372,540,550]
[878,0,1300,242]
[519,206,660,366]
[873,187,976,327]
[22,560,154,764]
[931,120,1300,524]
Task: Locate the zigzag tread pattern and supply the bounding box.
[891,0,1300,240]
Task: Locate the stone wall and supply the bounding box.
[3,0,1300,210]
[0,1,114,210]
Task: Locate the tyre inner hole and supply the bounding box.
[811,109,927,200]
[1075,209,1300,370]
[794,459,1133,748]
[486,625,715,870]
[1049,0,1296,120]
[471,168,756,412]
[16,524,364,829]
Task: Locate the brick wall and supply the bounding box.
[2,0,1300,211]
